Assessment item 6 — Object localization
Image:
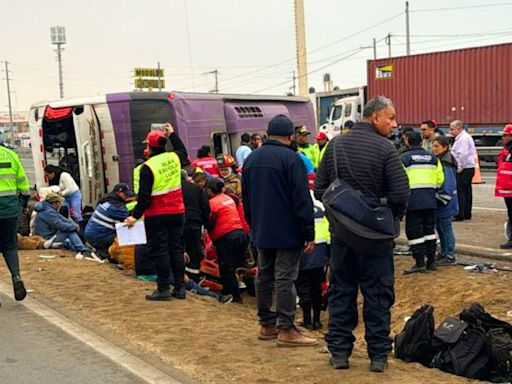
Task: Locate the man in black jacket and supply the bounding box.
[314,96,410,372]
[243,114,317,347]
[181,170,210,281]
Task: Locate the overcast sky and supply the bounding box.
[1,0,511,111]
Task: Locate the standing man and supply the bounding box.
[235,133,252,167]
[420,119,437,152]
[249,133,263,150]
[495,124,512,249]
[125,123,188,301]
[295,126,319,169]
[314,96,409,372]
[401,131,444,274]
[450,120,476,221]
[0,144,30,302]
[243,114,317,347]
[314,132,329,165]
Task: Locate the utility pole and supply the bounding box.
[203,69,219,93]
[2,61,15,143]
[294,0,308,97]
[385,33,392,58]
[292,71,297,95]
[373,38,377,59]
[50,26,66,98]
[405,1,411,56]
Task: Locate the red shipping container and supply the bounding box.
[367,43,512,127]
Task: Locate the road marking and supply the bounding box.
[0,281,186,384]
[473,206,507,212]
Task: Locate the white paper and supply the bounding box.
[115,222,147,246]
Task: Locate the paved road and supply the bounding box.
[0,292,147,384]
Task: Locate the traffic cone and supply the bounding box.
[472,150,485,184]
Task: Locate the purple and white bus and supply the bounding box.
[29,91,315,207]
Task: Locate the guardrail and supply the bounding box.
[476,146,500,157]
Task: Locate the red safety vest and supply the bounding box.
[495,146,512,197]
[192,157,221,177]
[208,193,243,242]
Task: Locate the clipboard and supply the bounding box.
[115,221,147,246]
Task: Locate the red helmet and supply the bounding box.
[144,130,167,148]
[503,124,512,135]
[217,154,236,168]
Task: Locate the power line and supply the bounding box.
[411,2,512,12]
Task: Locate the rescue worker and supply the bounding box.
[495,124,512,249]
[125,123,188,301]
[401,130,444,274]
[314,96,410,372]
[0,144,29,302]
[314,132,329,165]
[191,145,221,177]
[295,126,320,169]
[217,154,242,197]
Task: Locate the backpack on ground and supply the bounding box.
[487,328,512,382]
[460,302,512,336]
[432,319,490,380]
[394,304,435,366]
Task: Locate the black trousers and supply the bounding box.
[326,238,395,360]
[214,230,247,300]
[144,214,185,292]
[0,217,21,277]
[456,168,475,220]
[183,226,203,281]
[405,209,436,266]
[296,267,324,315]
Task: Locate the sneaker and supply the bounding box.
[259,325,279,340]
[330,353,350,370]
[276,327,318,347]
[218,294,233,304]
[145,289,172,301]
[500,241,512,249]
[12,276,27,301]
[43,235,57,249]
[403,264,427,275]
[437,257,457,266]
[370,359,388,373]
[172,286,186,300]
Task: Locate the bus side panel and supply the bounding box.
[171,98,227,160]
[91,103,119,191]
[28,107,46,190]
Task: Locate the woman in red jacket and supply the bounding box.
[205,178,247,303]
[495,124,512,248]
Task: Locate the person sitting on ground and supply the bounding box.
[44,164,83,222]
[191,145,221,177]
[432,136,459,265]
[33,192,93,257]
[205,178,247,304]
[217,154,242,197]
[84,183,135,259]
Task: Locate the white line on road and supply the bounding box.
[473,206,507,212]
[0,282,186,384]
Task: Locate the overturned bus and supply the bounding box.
[29,91,315,207]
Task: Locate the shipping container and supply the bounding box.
[367,42,512,127]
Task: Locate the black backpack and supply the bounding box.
[487,328,512,382]
[395,304,435,366]
[432,321,490,380]
[460,302,512,336]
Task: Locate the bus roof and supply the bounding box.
[30,91,311,109]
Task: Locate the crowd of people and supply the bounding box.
[2,95,512,373]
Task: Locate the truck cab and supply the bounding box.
[318,88,365,138]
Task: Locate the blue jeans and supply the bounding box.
[55,231,88,252]
[64,190,83,222]
[436,217,456,258]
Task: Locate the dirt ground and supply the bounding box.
[4,250,512,384]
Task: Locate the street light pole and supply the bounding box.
[50,26,66,98]
[2,61,14,143]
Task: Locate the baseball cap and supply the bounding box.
[144,130,167,148]
[295,126,310,136]
[315,132,328,140]
[113,183,135,197]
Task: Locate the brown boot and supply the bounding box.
[258,325,278,340]
[277,327,318,347]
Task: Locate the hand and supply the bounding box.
[456,167,463,174]
[304,241,315,255]
[183,252,190,264]
[164,123,174,136]
[124,216,137,227]
[22,207,29,215]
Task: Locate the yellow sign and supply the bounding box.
[375,64,393,79]
[135,79,165,89]
[134,68,165,77]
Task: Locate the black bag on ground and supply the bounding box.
[460,302,512,336]
[487,328,512,382]
[394,304,435,366]
[432,320,490,380]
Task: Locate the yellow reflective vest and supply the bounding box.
[0,146,30,218]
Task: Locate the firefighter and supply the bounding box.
[495,124,512,249]
[401,131,444,274]
[125,123,188,301]
[0,144,30,302]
